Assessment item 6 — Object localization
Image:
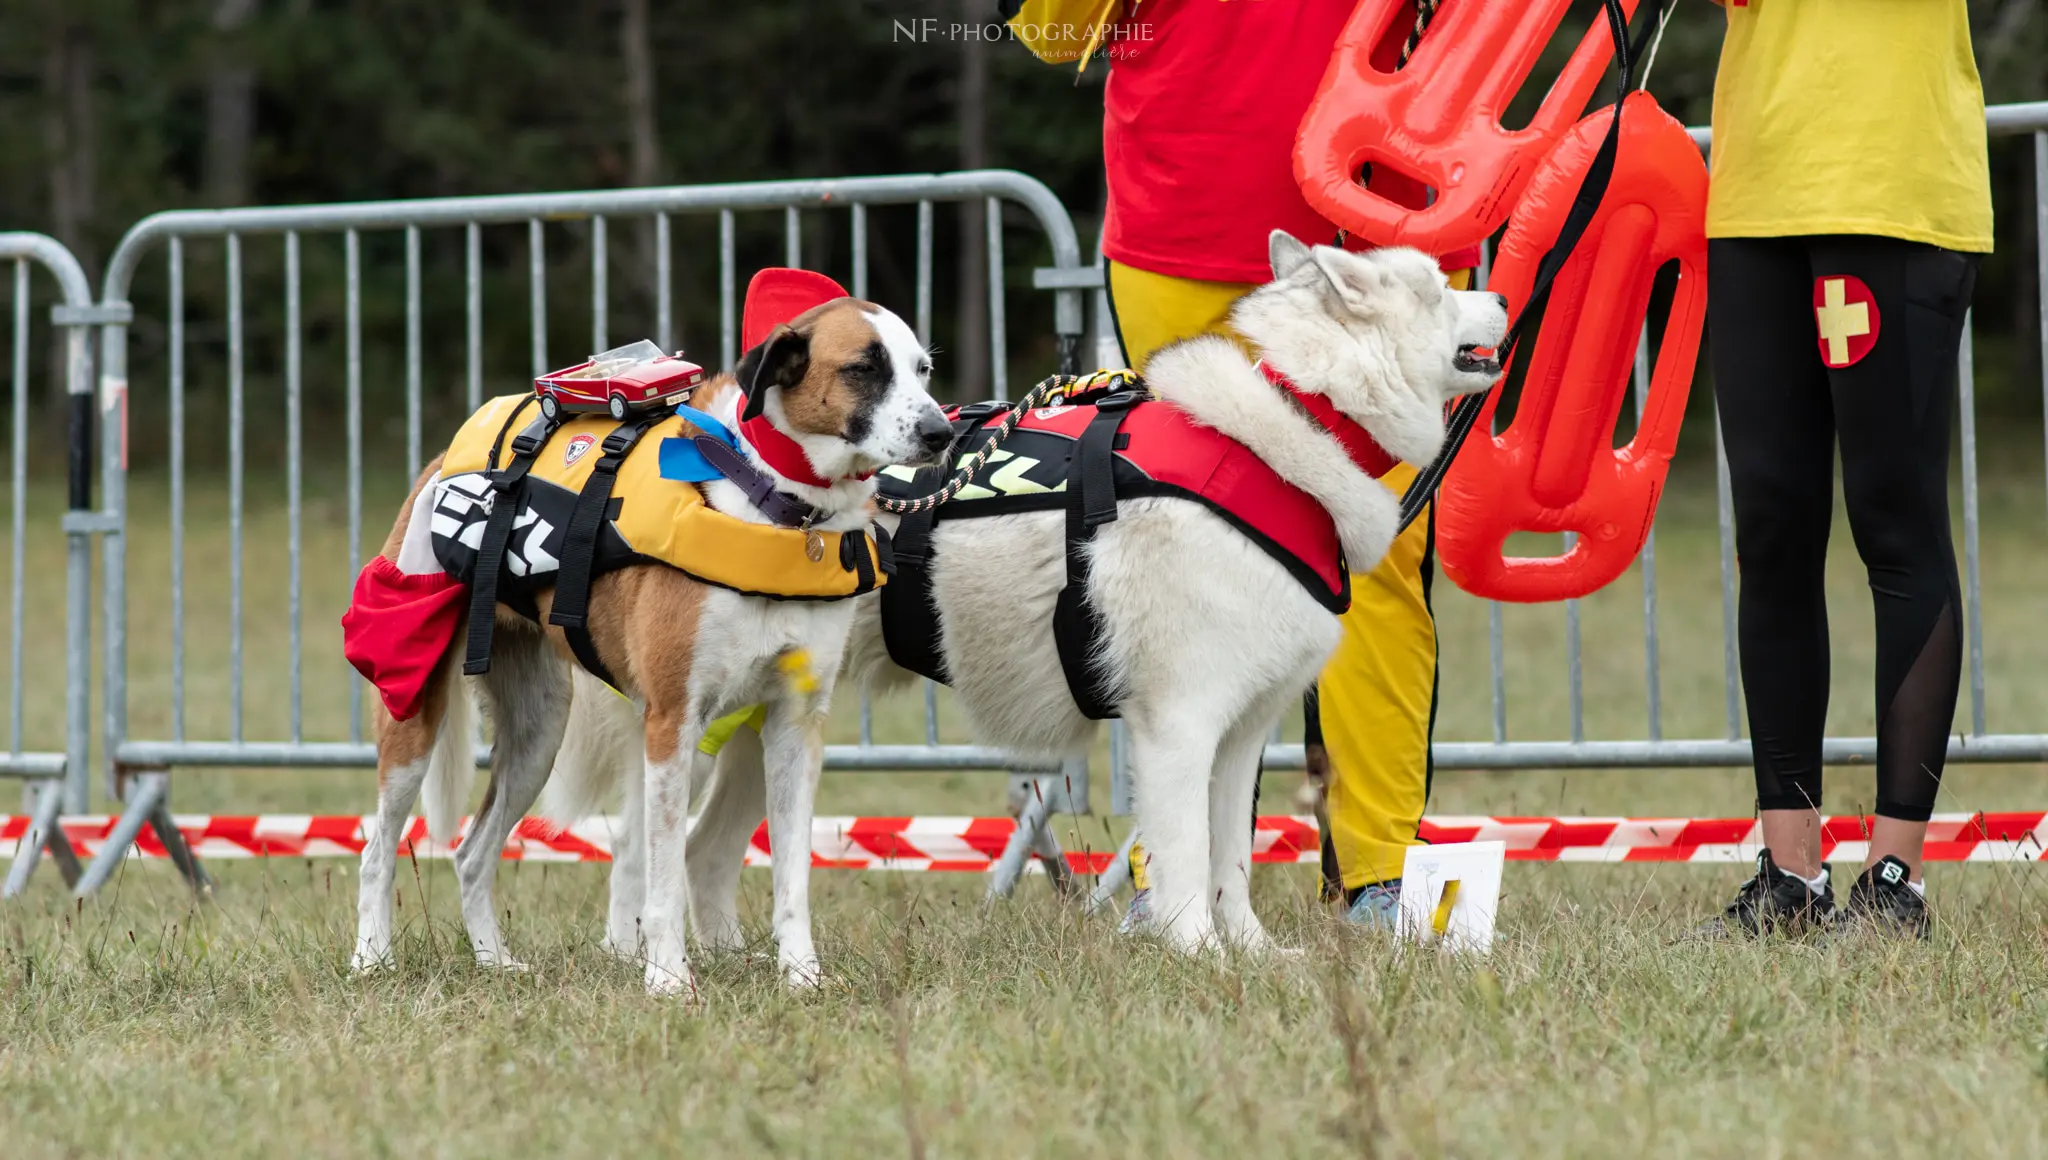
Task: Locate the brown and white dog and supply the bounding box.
[351,297,950,996]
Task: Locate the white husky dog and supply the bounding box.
[543,233,1509,956]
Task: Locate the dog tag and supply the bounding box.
[805,530,825,562]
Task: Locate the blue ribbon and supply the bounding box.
[657,405,741,482]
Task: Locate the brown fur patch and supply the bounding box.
[777,299,884,439]
[683,374,738,420]
[533,565,708,767]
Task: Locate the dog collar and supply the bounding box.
[738,401,875,490]
[679,400,830,529]
[690,431,825,529]
[1256,361,1398,480]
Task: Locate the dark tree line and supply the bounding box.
[1,0,2043,469]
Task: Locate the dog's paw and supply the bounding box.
[643,962,701,1002]
[782,958,825,993]
[348,949,394,976]
[472,949,531,974]
[599,935,644,963]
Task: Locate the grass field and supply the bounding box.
[4,446,2048,1157]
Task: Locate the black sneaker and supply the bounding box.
[1836,856,1931,940]
[1691,849,1835,939]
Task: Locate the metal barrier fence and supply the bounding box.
[73,171,1088,894]
[0,233,102,897]
[3,104,2046,898]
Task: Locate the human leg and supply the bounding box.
[1711,236,1843,876]
[1699,237,1841,934]
[1316,464,1437,921]
[1814,236,1977,909]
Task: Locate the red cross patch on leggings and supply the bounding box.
[1813,274,1881,368]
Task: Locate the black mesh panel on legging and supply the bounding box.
[1873,600,1959,822]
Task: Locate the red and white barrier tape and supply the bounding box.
[3,813,2044,871]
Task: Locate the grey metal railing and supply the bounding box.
[11,105,2042,900]
[0,232,103,897]
[73,171,1087,895]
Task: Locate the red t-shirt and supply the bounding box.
[1102,0,1483,284]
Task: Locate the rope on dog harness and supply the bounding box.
[463,397,554,676]
[1394,0,1664,533]
[547,413,668,690]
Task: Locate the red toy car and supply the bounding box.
[534,339,706,421]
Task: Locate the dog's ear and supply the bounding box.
[736,323,811,421]
[1268,230,1314,280]
[1310,247,1391,317]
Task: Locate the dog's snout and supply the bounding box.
[915,410,953,455]
[1491,292,1509,311]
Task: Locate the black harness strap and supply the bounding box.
[838,529,880,593]
[548,414,666,689]
[463,400,554,676]
[1052,390,1142,720]
[881,401,1011,683]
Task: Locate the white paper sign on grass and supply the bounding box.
[1397,840,1506,954]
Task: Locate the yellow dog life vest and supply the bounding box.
[432,394,889,603]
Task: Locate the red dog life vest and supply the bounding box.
[878,373,1396,718]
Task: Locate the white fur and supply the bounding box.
[1144,336,1400,573]
[536,668,643,827]
[418,666,475,847]
[394,484,442,575]
[537,671,649,958]
[585,233,1510,958]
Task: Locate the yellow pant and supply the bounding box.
[1107,260,1438,891]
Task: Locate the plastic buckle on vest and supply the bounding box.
[957,400,1012,421]
[1091,389,1143,413]
[600,428,639,458]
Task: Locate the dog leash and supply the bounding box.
[1394,0,1665,533]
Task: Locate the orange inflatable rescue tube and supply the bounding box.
[1435,93,1708,604]
[1294,0,1641,255]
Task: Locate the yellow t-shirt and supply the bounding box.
[1706,0,1993,252]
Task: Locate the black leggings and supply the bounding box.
[1709,235,1978,823]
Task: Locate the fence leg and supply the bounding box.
[1029,796,1075,899]
[2,780,75,898]
[150,798,211,896]
[1086,826,1142,915]
[74,770,169,897]
[988,775,1069,901]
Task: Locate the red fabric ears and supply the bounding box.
[740,268,849,353]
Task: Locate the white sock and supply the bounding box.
[1780,866,1830,895]
[1906,878,1927,899]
